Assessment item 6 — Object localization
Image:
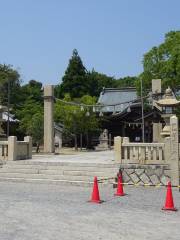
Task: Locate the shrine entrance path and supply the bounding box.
[31,150,114,164]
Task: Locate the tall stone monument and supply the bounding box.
[44,85,54,153]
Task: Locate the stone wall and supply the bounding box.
[120,164,171,185]
[0,136,32,161]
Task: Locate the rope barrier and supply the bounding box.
[55,94,150,108]
[97,176,180,188]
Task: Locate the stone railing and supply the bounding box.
[114,137,167,164]
[0,136,32,161]
[122,142,165,164]
[0,141,8,160]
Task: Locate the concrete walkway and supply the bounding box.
[32,150,114,164]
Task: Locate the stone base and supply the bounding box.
[119,164,171,186]
[95,146,109,151]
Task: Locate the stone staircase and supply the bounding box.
[0,160,120,186]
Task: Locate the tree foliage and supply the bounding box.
[137,31,180,95]
[15,80,43,144]
[54,94,100,138]
[55,50,117,98]
[115,76,137,88]
[56,49,88,98]
[0,64,21,107]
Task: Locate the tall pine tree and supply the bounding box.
[58,49,88,98]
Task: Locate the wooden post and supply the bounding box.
[80,134,82,151]
[108,133,112,149]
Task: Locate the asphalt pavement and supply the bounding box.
[0,182,179,240]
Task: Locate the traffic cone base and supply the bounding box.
[114,192,126,197]
[162,206,177,211]
[88,199,104,204]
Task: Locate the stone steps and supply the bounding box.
[6,160,118,167]
[0,177,94,187]
[0,160,119,186]
[0,168,117,177]
[3,163,119,171]
[0,172,115,181]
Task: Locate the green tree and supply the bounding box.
[0,64,21,107]
[115,76,137,88]
[85,70,116,97]
[56,49,88,98]
[26,112,43,153]
[137,31,180,95]
[18,80,43,105]
[15,80,43,147]
[54,94,100,149]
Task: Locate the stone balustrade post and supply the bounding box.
[8,136,17,161]
[123,137,129,143]
[114,136,122,162]
[164,137,171,162]
[169,116,179,186]
[24,136,32,159]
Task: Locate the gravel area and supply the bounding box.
[0,182,179,240]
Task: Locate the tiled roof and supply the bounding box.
[98,88,139,112]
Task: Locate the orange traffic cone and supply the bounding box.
[162,181,177,211]
[114,173,125,196]
[89,176,103,203]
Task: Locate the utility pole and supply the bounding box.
[7,79,10,137]
[140,78,145,142]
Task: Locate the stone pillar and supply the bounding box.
[152,79,162,141]
[152,79,161,95]
[169,116,179,186]
[44,85,55,153]
[8,136,17,161]
[114,136,122,162]
[164,137,171,162]
[153,122,162,142]
[24,136,32,159]
[152,79,162,112]
[123,137,129,143]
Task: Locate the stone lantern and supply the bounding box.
[156,87,180,137]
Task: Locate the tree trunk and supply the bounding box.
[80,133,82,151]
[74,134,78,151]
[36,142,40,153]
[86,132,89,149]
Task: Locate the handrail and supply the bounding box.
[122,143,165,147]
[0,141,8,145]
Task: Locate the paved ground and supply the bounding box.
[0,182,179,240]
[32,150,114,164]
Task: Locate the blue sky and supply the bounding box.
[0,0,180,85]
